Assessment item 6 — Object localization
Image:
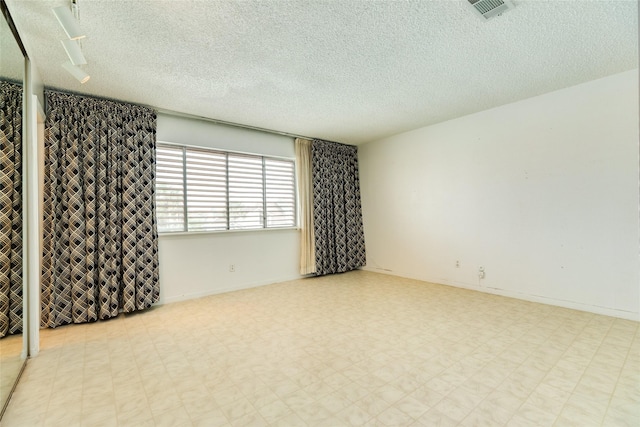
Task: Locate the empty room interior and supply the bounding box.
[0,0,638,426]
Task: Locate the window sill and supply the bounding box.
[158,226,300,238]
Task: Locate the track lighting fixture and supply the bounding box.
[54,0,90,84]
[52,4,85,40]
[62,61,90,84]
[61,39,86,65]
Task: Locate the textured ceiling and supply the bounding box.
[0,4,24,82]
[4,0,638,145]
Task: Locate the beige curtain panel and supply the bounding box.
[295,138,316,275]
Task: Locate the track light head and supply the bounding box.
[62,61,90,84]
[61,39,87,65]
[52,5,86,40]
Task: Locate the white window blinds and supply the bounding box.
[265,159,296,228]
[155,143,296,233]
[228,154,264,229]
[156,145,186,232]
[186,148,227,231]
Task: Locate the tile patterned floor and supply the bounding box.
[1,270,638,426]
[0,334,24,415]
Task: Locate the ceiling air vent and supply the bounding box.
[468,0,514,20]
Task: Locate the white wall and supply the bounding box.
[359,69,640,320]
[156,113,301,303]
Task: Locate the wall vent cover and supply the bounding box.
[468,0,514,20]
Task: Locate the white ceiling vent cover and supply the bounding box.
[468,0,514,20]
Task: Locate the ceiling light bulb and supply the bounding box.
[61,39,87,65]
[52,5,86,40]
[62,61,90,84]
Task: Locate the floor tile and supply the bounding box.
[2,270,638,427]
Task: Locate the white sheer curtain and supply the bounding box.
[295,138,316,275]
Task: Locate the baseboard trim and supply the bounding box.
[362,266,639,321]
[157,274,303,305]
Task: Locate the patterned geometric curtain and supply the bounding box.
[311,139,366,276]
[41,91,159,328]
[0,81,23,338]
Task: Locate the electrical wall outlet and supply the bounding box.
[478,266,485,279]
[229,264,235,272]
[455,260,460,268]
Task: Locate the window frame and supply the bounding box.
[155,141,297,235]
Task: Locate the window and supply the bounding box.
[156,143,296,233]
